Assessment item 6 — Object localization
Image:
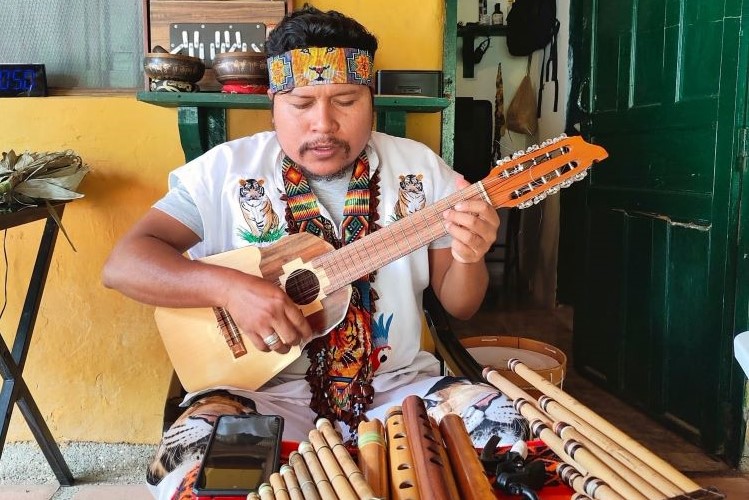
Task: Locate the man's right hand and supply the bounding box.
[220,270,313,354]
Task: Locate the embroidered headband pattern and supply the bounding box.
[268,47,374,94]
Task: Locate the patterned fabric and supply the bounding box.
[146,391,256,497]
[148,378,530,499]
[268,47,374,93]
[281,151,380,434]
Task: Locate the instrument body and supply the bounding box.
[155,136,608,392]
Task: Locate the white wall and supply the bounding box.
[456,0,570,307]
[456,0,569,151]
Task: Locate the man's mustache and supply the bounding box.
[299,137,351,156]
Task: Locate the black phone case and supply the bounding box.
[193,414,284,497]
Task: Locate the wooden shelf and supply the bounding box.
[136,91,451,161]
[457,23,508,38]
[457,23,508,78]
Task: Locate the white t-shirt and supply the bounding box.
[155,131,467,433]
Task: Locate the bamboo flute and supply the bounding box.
[538,394,683,498]
[269,472,291,500]
[438,413,495,500]
[357,419,389,500]
[401,395,460,500]
[557,463,625,500]
[553,422,663,499]
[259,482,279,500]
[385,406,420,500]
[280,464,306,500]
[298,441,339,500]
[289,450,323,500]
[316,418,377,499]
[484,367,647,499]
[428,415,462,499]
[308,429,358,499]
[508,359,700,493]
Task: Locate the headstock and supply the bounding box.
[480,135,608,209]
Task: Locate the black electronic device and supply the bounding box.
[194,414,284,497]
[0,64,48,97]
[375,70,443,97]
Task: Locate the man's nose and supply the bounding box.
[311,102,338,133]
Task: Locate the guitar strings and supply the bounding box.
[285,148,580,306]
[217,145,580,335]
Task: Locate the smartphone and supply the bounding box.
[194,414,284,499]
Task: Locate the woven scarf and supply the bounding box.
[281,151,380,433]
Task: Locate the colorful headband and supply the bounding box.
[267,47,374,94]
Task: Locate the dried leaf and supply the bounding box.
[15,179,85,200]
[0,149,89,210]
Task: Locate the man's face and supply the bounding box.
[270,83,374,178]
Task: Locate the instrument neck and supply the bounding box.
[314,183,486,293]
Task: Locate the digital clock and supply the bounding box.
[0,64,48,97]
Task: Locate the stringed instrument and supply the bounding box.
[154,135,608,392]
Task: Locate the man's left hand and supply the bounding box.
[442,199,500,264]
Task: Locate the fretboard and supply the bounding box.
[312,183,486,293]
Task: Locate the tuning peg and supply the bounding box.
[573,171,588,181]
[547,185,561,195]
[512,151,524,159]
[560,179,574,188]
[517,200,534,209]
[532,193,548,205]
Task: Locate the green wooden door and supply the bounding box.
[567,0,749,457]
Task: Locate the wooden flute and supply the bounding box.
[288,450,322,500]
[484,367,650,499]
[259,481,278,500]
[401,395,460,500]
[279,465,305,500]
[557,462,625,500]
[315,419,377,499]
[298,441,339,500]
[308,428,358,499]
[483,367,669,498]
[385,406,420,500]
[437,413,495,500]
[357,418,389,499]
[507,359,701,494]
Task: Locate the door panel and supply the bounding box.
[569,0,747,455]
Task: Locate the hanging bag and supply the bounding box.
[506,57,538,135]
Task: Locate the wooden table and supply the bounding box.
[0,203,74,485]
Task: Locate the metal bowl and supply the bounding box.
[212,51,269,85]
[143,53,205,83]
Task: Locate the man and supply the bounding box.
[103,7,528,498]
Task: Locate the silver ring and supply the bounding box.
[262,332,281,347]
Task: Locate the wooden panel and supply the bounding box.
[148,0,286,90]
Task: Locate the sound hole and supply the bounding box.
[285,268,320,305]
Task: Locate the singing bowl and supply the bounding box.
[143,53,205,83]
[212,51,269,85]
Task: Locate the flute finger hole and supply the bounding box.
[397,463,412,470]
[398,480,415,489]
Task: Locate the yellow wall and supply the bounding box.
[0,1,445,444]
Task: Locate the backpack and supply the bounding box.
[506,0,561,116]
[506,0,560,57]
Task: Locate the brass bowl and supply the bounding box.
[143,53,205,83]
[212,51,269,85]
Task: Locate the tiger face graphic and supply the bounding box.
[238,178,280,238]
[393,174,426,220]
[292,47,347,86]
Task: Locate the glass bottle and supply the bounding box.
[492,3,504,25]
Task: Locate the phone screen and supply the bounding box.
[196,414,283,494]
